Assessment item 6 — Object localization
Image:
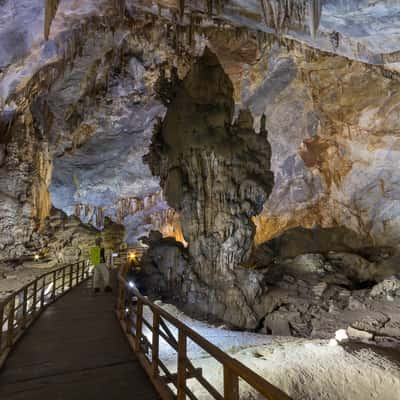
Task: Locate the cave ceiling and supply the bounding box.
[0,0,400,251]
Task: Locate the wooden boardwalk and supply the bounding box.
[0,279,159,400]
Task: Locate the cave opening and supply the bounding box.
[1,1,400,399]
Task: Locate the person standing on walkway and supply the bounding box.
[90,237,112,293]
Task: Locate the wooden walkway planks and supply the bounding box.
[0,279,160,400]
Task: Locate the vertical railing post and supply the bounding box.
[118,285,126,320]
[177,329,187,400]
[69,264,73,289]
[224,367,240,400]
[152,310,160,378]
[21,287,28,329]
[76,263,80,285]
[32,280,37,313]
[7,297,15,347]
[0,304,4,351]
[62,267,66,293]
[40,277,45,308]
[81,261,85,281]
[135,298,143,352]
[52,271,57,300]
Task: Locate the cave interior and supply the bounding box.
[1,0,400,399]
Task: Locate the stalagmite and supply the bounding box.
[44,0,60,40]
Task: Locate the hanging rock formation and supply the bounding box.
[260,0,321,36]
[145,48,274,283]
[149,208,187,246]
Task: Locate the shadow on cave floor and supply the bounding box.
[343,342,400,368]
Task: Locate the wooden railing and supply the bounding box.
[0,260,91,368]
[116,272,292,400]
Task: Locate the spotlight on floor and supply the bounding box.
[329,329,349,346]
[335,329,349,343]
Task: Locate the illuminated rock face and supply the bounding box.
[250,49,400,247]
[1,0,400,260]
[145,49,274,282]
[0,110,52,259]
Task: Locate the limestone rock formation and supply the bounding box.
[145,48,274,283]
[140,230,400,339]
[38,207,125,264]
[1,0,400,345]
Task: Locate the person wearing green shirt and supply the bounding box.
[90,237,112,293]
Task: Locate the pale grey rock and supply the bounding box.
[291,254,326,274]
[371,276,400,298]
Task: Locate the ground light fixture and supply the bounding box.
[128,252,137,261]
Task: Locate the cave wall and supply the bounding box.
[1,0,400,260]
[247,47,400,247]
[197,30,400,248]
[0,108,52,259]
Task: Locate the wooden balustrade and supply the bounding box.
[0,248,292,400]
[0,259,91,369]
[116,272,292,400]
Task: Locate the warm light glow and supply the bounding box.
[34,254,40,261]
[128,252,137,261]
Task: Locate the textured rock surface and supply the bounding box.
[141,231,400,339]
[2,0,400,256]
[0,207,124,297]
[1,1,400,348]
[145,48,273,282]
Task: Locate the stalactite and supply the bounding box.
[179,0,185,20]
[204,0,213,16]
[114,0,126,17]
[44,0,60,40]
[259,0,321,37]
[114,192,164,223]
[150,208,187,246]
[309,0,321,38]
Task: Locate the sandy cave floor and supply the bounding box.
[139,301,400,400]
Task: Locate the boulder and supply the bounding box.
[290,253,326,274]
[266,226,371,258]
[347,326,374,341]
[326,252,373,283]
[370,276,400,298]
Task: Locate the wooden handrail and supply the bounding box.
[116,271,292,400]
[0,248,291,400]
[0,247,144,369]
[0,259,91,369]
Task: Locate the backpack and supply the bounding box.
[90,246,101,266]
